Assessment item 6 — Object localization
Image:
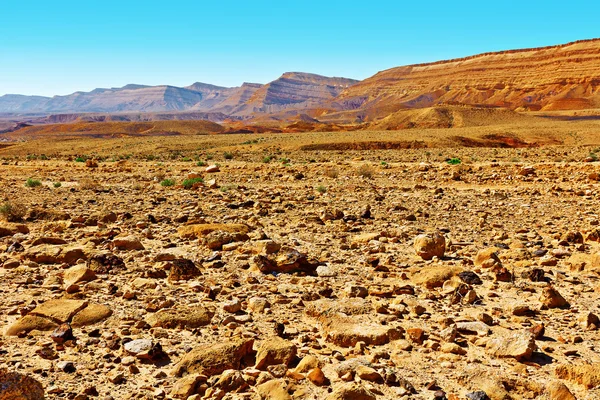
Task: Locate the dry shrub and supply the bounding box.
[79,178,102,191]
[356,164,375,179]
[324,166,339,178]
[0,202,26,222]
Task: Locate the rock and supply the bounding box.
[63,264,96,286]
[204,230,249,250]
[212,369,247,392]
[458,270,483,285]
[562,231,584,244]
[327,383,377,400]
[85,159,98,168]
[456,321,491,336]
[111,236,144,251]
[7,299,112,335]
[51,323,75,344]
[323,317,402,347]
[167,258,201,282]
[555,363,600,389]
[0,369,45,399]
[466,391,490,400]
[146,306,214,329]
[252,246,319,274]
[172,338,254,377]
[124,339,153,355]
[255,379,292,400]
[71,303,112,327]
[205,164,220,173]
[307,367,326,385]
[412,265,463,289]
[21,244,87,265]
[486,330,536,360]
[546,382,576,400]
[247,297,270,313]
[223,299,242,313]
[355,365,383,382]
[440,342,467,355]
[474,248,502,268]
[178,223,250,239]
[86,252,125,274]
[540,286,569,309]
[295,355,320,373]
[414,232,446,260]
[170,375,204,399]
[0,223,29,237]
[255,337,297,370]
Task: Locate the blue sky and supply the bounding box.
[1,0,598,96]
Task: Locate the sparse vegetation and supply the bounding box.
[197,161,206,167]
[357,164,375,179]
[75,156,87,163]
[316,185,327,193]
[223,152,234,160]
[220,184,238,192]
[0,202,26,222]
[160,179,176,187]
[447,157,462,165]
[262,155,274,163]
[324,167,339,178]
[79,178,101,190]
[53,182,62,188]
[182,177,203,189]
[25,178,42,188]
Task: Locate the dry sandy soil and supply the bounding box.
[2,122,600,400]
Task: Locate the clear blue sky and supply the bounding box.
[1,0,598,96]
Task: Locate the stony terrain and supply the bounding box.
[2,135,600,399]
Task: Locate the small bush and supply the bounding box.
[53,182,62,188]
[0,202,26,222]
[182,157,192,162]
[79,178,101,190]
[40,154,49,160]
[223,152,234,160]
[316,185,327,194]
[206,154,214,160]
[356,165,375,179]
[74,156,87,163]
[447,158,462,165]
[182,177,203,189]
[197,161,206,167]
[324,167,339,178]
[262,155,274,163]
[160,179,176,187]
[25,178,42,188]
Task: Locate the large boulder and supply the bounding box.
[172,338,254,377]
[414,232,445,260]
[254,337,297,370]
[6,298,111,335]
[486,330,536,360]
[0,369,45,399]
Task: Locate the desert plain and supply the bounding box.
[1,113,600,400]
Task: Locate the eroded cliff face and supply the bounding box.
[231,72,359,116]
[333,39,600,117]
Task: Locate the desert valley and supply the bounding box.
[2,38,600,400]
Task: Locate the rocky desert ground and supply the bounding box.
[3,126,600,400]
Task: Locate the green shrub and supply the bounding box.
[262,155,274,163]
[182,157,192,162]
[182,177,203,189]
[160,179,176,187]
[447,158,462,165]
[74,156,87,163]
[223,152,234,160]
[25,178,42,188]
[197,161,206,167]
[40,154,49,160]
[316,185,327,194]
[53,182,62,188]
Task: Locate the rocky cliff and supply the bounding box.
[330,39,600,121]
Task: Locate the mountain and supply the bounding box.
[0,73,359,118]
[224,73,358,117]
[329,39,600,121]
